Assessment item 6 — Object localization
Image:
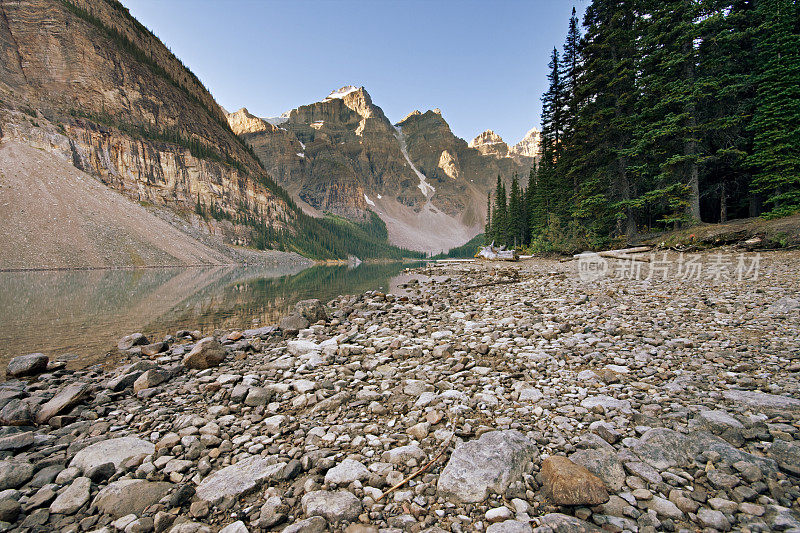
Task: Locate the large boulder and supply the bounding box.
[0,398,34,426]
[723,390,800,415]
[540,456,609,506]
[569,447,625,492]
[118,333,148,351]
[182,338,226,370]
[70,436,155,472]
[538,513,605,532]
[195,457,286,505]
[280,313,310,334]
[295,299,328,322]
[36,382,90,424]
[324,459,370,485]
[301,490,361,523]
[437,430,537,503]
[769,440,800,476]
[7,353,49,377]
[93,479,172,518]
[49,476,91,515]
[0,460,34,490]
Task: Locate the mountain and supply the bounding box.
[470,128,541,167]
[510,127,542,162]
[228,87,539,253]
[0,0,427,263]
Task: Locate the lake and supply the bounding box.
[0,262,424,371]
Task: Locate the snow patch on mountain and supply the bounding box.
[325,85,360,100]
[395,126,435,197]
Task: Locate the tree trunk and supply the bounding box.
[720,181,728,223]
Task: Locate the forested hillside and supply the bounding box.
[486,0,800,252]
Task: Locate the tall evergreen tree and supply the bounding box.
[541,47,566,162]
[570,0,639,239]
[508,175,524,247]
[749,0,800,217]
[561,7,583,142]
[633,0,703,223]
[491,176,508,245]
[696,0,758,222]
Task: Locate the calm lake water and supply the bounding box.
[0,262,424,370]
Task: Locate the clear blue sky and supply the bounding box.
[121,0,586,144]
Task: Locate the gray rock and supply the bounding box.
[537,513,604,532]
[35,382,90,424]
[0,398,33,426]
[486,521,532,533]
[219,521,248,533]
[295,299,328,322]
[92,479,171,518]
[167,522,215,533]
[106,371,143,392]
[6,353,49,377]
[437,430,538,503]
[280,313,310,333]
[244,387,273,407]
[133,368,171,393]
[282,516,327,533]
[69,436,155,472]
[118,333,148,351]
[769,439,800,475]
[301,490,361,523]
[685,431,778,476]
[768,296,800,313]
[633,428,693,470]
[382,444,426,465]
[324,459,370,485]
[645,496,683,520]
[723,389,800,414]
[0,498,21,522]
[0,430,34,451]
[49,476,91,515]
[0,460,34,490]
[580,395,632,414]
[569,447,625,491]
[697,508,730,531]
[195,457,286,505]
[182,338,226,370]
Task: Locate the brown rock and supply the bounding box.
[182,338,225,370]
[540,456,609,506]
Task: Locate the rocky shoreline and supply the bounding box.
[1,251,799,533]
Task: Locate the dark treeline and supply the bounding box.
[488,0,799,252]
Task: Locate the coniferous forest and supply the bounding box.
[486,0,800,253]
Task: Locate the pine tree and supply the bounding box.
[508,175,524,247]
[633,0,703,224]
[570,0,639,240]
[749,0,800,217]
[490,176,508,246]
[561,7,582,142]
[484,191,492,244]
[696,0,758,222]
[541,47,566,162]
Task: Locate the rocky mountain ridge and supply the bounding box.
[228,87,540,253]
[0,0,296,256]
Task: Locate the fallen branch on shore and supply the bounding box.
[597,251,651,263]
[376,420,455,502]
[563,246,653,262]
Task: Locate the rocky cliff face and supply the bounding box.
[469,130,511,158]
[230,88,538,252]
[510,127,542,164]
[0,0,294,247]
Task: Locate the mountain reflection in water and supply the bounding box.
[0,262,423,370]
